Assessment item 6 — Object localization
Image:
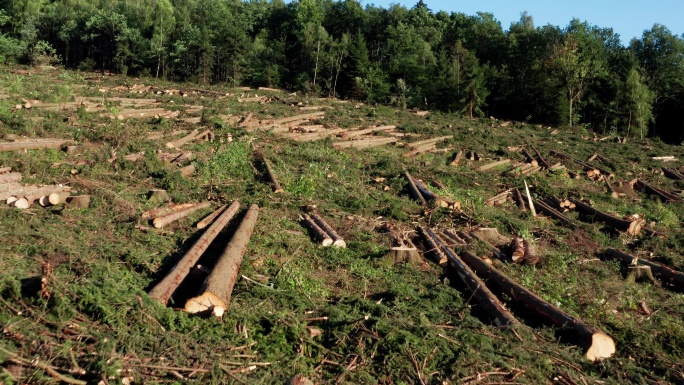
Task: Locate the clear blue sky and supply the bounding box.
[360,0,684,45]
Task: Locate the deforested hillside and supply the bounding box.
[0,67,683,384]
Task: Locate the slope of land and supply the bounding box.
[0,67,683,385]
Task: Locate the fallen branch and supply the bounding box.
[185,204,260,317]
[149,201,240,305]
[459,250,615,361]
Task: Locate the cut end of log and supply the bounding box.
[49,191,71,205]
[332,239,347,248]
[13,197,30,209]
[185,291,227,317]
[585,332,616,361]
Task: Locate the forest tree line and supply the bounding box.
[1,0,683,143]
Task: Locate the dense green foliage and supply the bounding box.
[1,0,683,142]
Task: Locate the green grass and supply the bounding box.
[0,66,683,384]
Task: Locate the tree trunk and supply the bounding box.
[142,203,199,220]
[166,129,200,149]
[185,204,260,317]
[332,137,397,149]
[149,201,240,305]
[459,250,615,361]
[310,213,345,247]
[403,171,427,205]
[605,248,684,289]
[152,202,211,228]
[568,198,644,235]
[301,214,333,247]
[196,205,227,229]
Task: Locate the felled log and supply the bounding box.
[332,137,397,149]
[238,113,254,127]
[459,250,615,361]
[403,171,427,205]
[23,185,70,205]
[486,190,511,207]
[146,130,189,141]
[569,198,644,235]
[153,201,211,228]
[11,198,30,209]
[195,130,215,142]
[166,129,200,148]
[417,227,448,267]
[523,239,539,265]
[414,179,458,209]
[196,205,227,229]
[511,237,525,263]
[404,135,453,149]
[0,139,72,152]
[402,143,437,157]
[263,159,284,193]
[521,148,538,166]
[1,184,39,201]
[525,196,574,227]
[301,214,333,246]
[184,204,260,317]
[124,152,145,162]
[551,151,613,178]
[66,195,91,208]
[0,167,11,174]
[450,150,464,166]
[441,229,468,246]
[634,180,681,203]
[142,203,202,220]
[426,228,520,328]
[513,188,527,212]
[49,191,71,205]
[522,166,542,176]
[662,167,684,181]
[339,125,395,139]
[477,159,510,172]
[273,112,325,125]
[310,213,346,248]
[149,201,240,305]
[0,172,22,184]
[290,128,347,142]
[604,248,684,289]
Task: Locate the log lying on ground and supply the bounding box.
[477,159,511,172]
[486,190,511,206]
[23,185,70,205]
[310,213,346,247]
[153,201,211,228]
[142,203,203,220]
[662,167,684,181]
[290,128,347,142]
[49,191,71,205]
[402,142,437,157]
[185,204,260,317]
[263,159,284,193]
[272,112,325,125]
[179,164,195,177]
[238,112,254,128]
[511,237,525,263]
[450,150,464,166]
[404,171,427,205]
[426,228,521,327]
[634,180,681,203]
[522,193,574,227]
[332,137,397,149]
[604,248,684,289]
[404,135,453,149]
[301,214,333,246]
[0,138,72,152]
[339,125,395,139]
[147,130,189,141]
[166,129,200,148]
[532,147,552,169]
[568,198,644,235]
[0,167,11,174]
[417,227,449,267]
[459,250,615,361]
[513,188,527,212]
[0,172,22,184]
[1,184,40,201]
[550,151,613,178]
[149,201,241,305]
[197,205,227,229]
[414,178,459,209]
[441,229,468,246]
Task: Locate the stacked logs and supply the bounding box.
[301,213,346,247]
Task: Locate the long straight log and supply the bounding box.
[332,137,397,149]
[426,228,520,327]
[413,179,450,208]
[142,203,199,220]
[568,198,643,235]
[634,180,681,202]
[417,227,448,267]
[153,202,211,228]
[149,201,241,305]
[263,159,284,193]
[532,146,551,169]
[273,112,325,125]
[522,193,573,227]
[459,250,615,361]
[302,214,333,246]
[477,159,511,172]
[404,135,453,149]
[339,125,396,139]
[0,172,22,184]
[0,139,71,152]
[197,205,227,229]
[662,167,684,181]
[166,129,200,148]
[185,204,260,317]
[605,248,684,289]
[290,128,347,142]
[403,171,427,205]
[310,213,346,247]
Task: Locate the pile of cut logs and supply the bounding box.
[0,167,89,209]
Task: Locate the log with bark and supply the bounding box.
[185,204,260,317]
[417,227,449,267]
[0,172,22,184]
[332,137,397,149]
[477,159,511,172]
[403,171,427,205]
[310,213,346,247]
[166,129,200,148]
[604,248,684,289]
[263,159,284,193]
[441,229,468,246]
[425,228,521,328]
[486,190,511,207]
[142,203,199,220]
[23,185,71,205]
[339,125,395,139]
[459,250,616,361]
[568,198,644,235]
[272,112,325,125]
[197,205,227,229]
[511,237,526,263]
[513,188,527,212]
[149,201,241,305]
[528,197,574,227]
[290,128,347,142]
[402,143,437,157]
[450,150,464,166]
[414,179,459,209]
[301,214,333,247]
[49,191,72,205]
[153,202,211,228]
[662,167,684,181]
[0,138,72,152]
[238,112,254,128]
[634,180,681,203]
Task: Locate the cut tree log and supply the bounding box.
[425,228,520,328]
[662,167,684,181]
[339,125,395,139]
[263,159,284,193]
[238,112,254,127]
[310,213,346,248]
[147,130,189,141]
[523,239,539,266]
[196,205,227,229]
[0,167,11,174]
[414,179,458,209]
[166,129,200,148]
[477,159,511,172]
[149,201,241,305]
[66,195,91,208]
[402,143,437,157]
[0,184,40,201]
[49,191,72,205]
[486,190,511,207]
[524,180,536,217]
[23,185,70,205]
[569,198,644,235]
[272,112,325,125]
[124,152,145,162]
[12,198,30,209]
[290,128,347,142]
[604,248,684,289]
[511,237,525,263]
[530,198,574,227]
[513,188,527,212]
[332,137,397,149]
[0,172,22,184]
[301,214,333,247]
[403,171,427,205]
[142,203,199,220]
[417,227,448,267]
[450,150,464,166]
[634,180,681,203]
[404,135,453,149]
[195,130,215,141]
[153,201,211,228]
[0,138,72,152]
[459,250,615,361]
[441,229,468,245]
[185,204,260,317]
